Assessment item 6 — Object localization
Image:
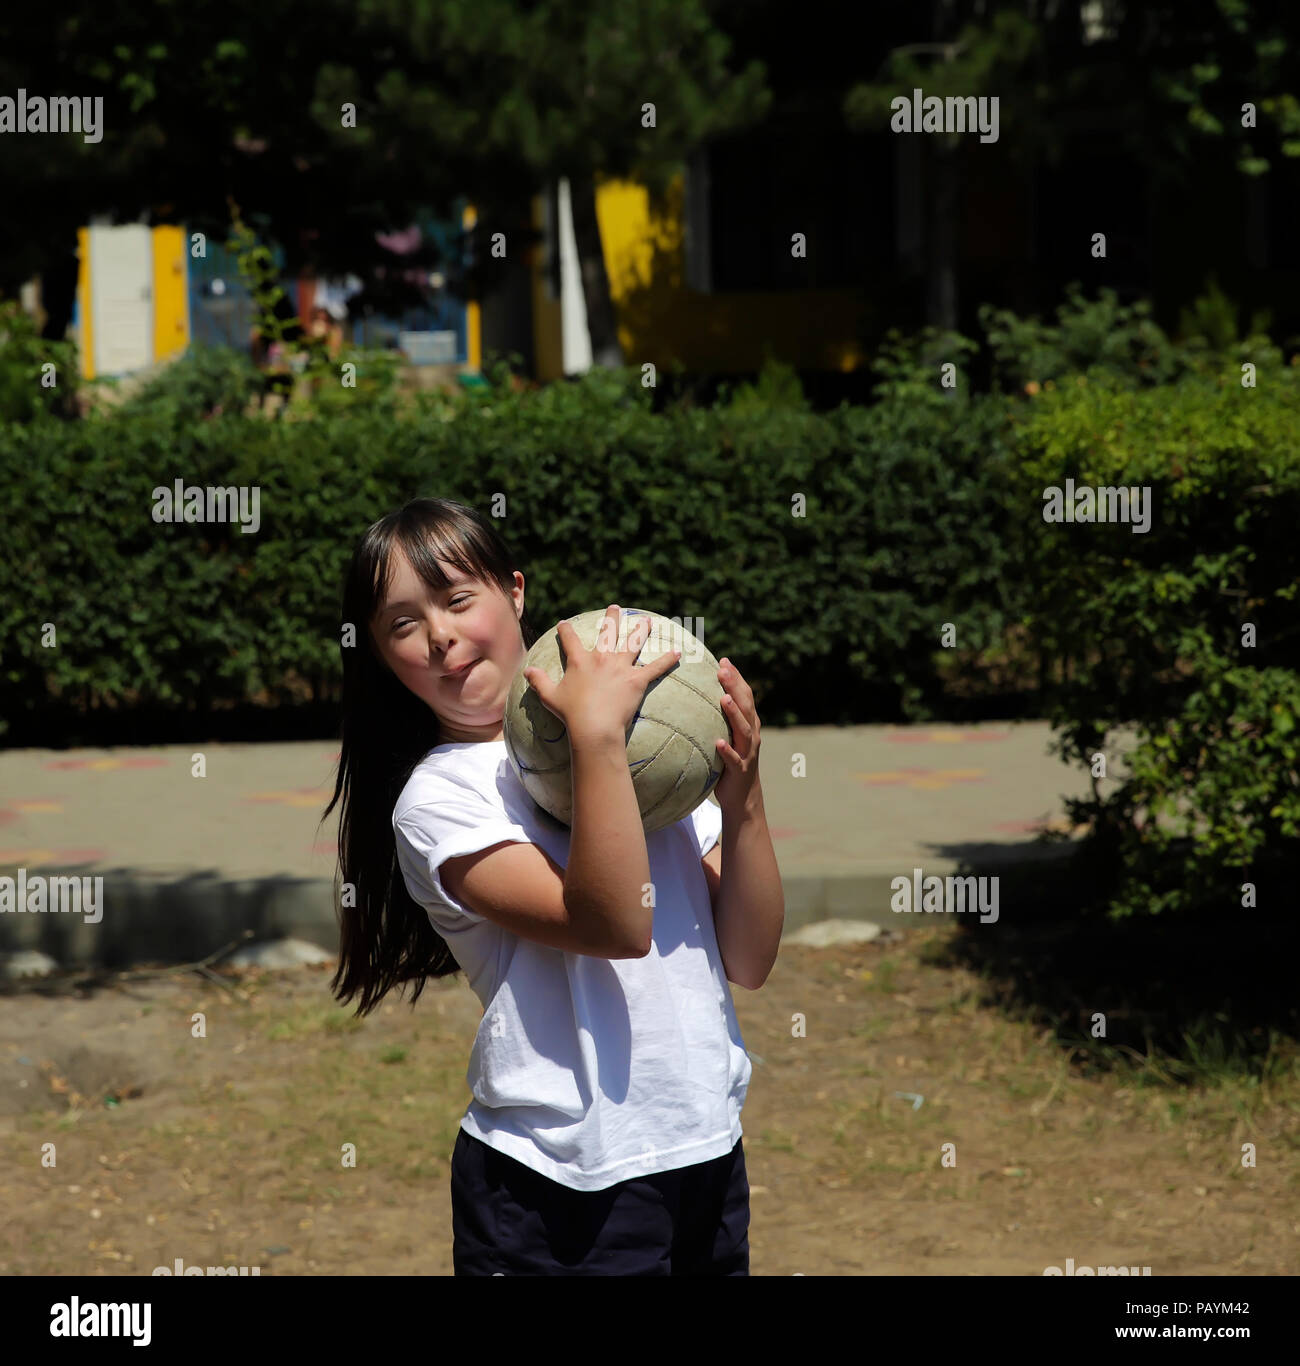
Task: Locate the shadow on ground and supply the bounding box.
[924,844,1300,1085]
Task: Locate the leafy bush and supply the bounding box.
[118,344,265,423]
[0,360,1030,738]
[115,339,403,428]
[979,283,1189,391]
[1176,271,1273,356]
[1013,369,1300,917]
[0,297,80,423]
[867,325,981,404]
[297,344,403,418]
[720,352,810,415]
[877,280,1288,400]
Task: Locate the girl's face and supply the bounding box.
[372,545,527,744]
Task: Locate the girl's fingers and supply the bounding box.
[650,646,682,676]
[721,695,752,735]
[718,663,753,707]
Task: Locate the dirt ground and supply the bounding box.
[1,919,1296,1276]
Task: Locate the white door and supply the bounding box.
[90,224,153,376]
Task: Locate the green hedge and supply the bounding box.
[1011,368,1300,916]
[0,362,1027,730]
[0,299,80,423]
[3,338,1298,921]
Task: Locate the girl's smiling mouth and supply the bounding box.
[443,658,480,680]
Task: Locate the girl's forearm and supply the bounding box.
[564,729,653,957]
[714,783,784,989]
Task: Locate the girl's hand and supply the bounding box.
[524,605,680,746]
[714,657,761,813]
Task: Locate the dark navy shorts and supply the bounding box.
[450,1128,750,1276]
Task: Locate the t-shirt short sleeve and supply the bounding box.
[689,796,723,859]
[393,778,531,930]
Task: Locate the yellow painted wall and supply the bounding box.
[594,172,871,374]
[75,227,94,381]
[152,225,189,363]
[462,204,481,371]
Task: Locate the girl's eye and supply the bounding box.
[392,596,470,632]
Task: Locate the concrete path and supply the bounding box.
[0,721,1123,969]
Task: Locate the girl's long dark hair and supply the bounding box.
[324,498,538,1017]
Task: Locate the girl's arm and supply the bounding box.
[714,782,784,990]
[563,727,654,957]
[711,658,784,989]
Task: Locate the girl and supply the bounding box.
[324,496,783,1275]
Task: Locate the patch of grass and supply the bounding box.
[870,958,898,994]
[1048,1018,1300,1097]
[929,901,1300,1092]
[856,1155,934,1178]
[916,933,952,968]
[262,1004,364,1042]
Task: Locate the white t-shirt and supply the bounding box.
[392,739,752,1192]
